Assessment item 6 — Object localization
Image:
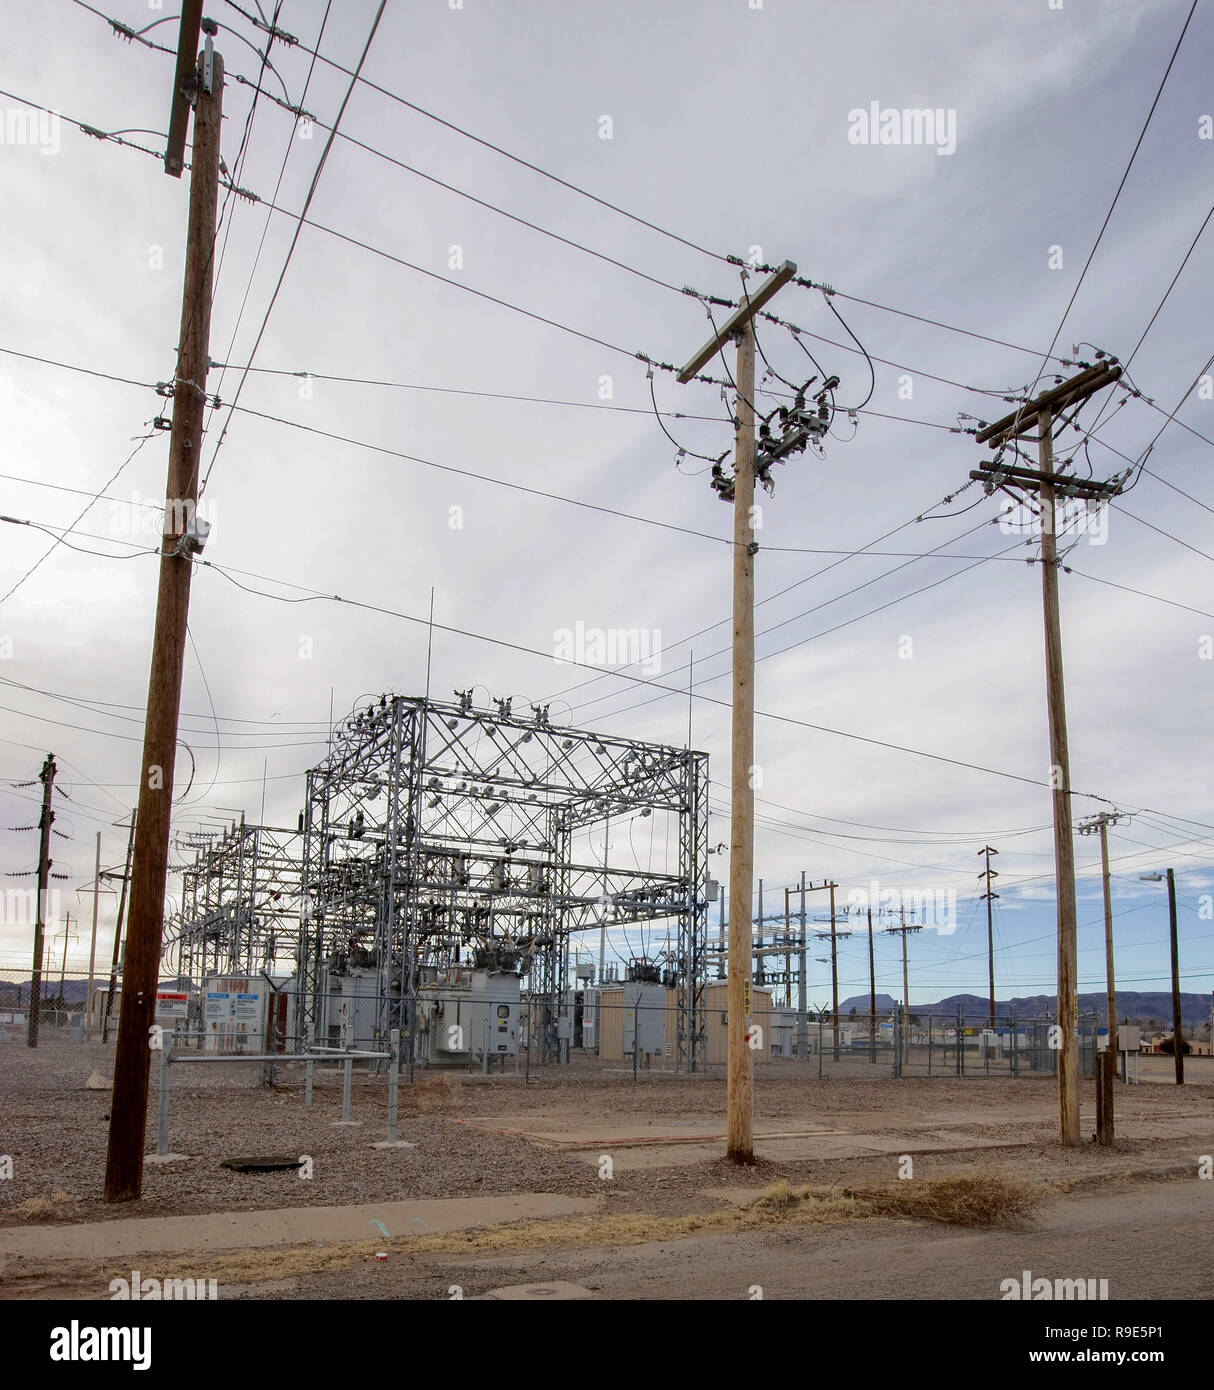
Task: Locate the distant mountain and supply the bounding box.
[0,976,188,1005]
[840,989,1211,1028]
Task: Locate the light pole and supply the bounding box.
[1140,870,1182,1084]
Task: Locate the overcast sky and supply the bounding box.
[0,0,1210,1011]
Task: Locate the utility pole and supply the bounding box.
[811,885,847,1060]
[978,846,999,1029]
[102,811,136,1044]
[783,885,792,1008]
[677,259,797,1163]
[885,910,922,1071]
[85,831,101,1040]
[1167,868,1182,1086]
[1079,810,1126,1142]
[26,752,56,1048]
[797,871,807,1057]
[106,19,223,1203]
[828,882,839,1059]
[971,360,1124,1146]
[57,913,74,999]
[866,906,876,1063]
[756,878,764,987]
[1141,870,1183,1084]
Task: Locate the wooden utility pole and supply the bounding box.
[26,752,56,1048]
[885,911,922,1070]
[811,885,847,1059]
[1158,869,1184,1085]
[86,831,101,1040]
[978,846,999,1028]
[972,361,1124,1147]
[102,810,136,1044]
[797,871,807,1057]
[828,882,839,1060]
[1079,810,1126,1143]
[866,906,876,1062]
[783,886,792,1008]
[105,34,224,1203]
[57,913,73,999]
[677,259,796,1163]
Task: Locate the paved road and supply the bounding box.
[323,1179,1214,1301]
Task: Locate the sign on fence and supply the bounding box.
[155,992,189,1018]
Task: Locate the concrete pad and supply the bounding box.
[85,1070,110,1091]
[144,1153,190,1166]
[330,1120,362,1128]
[0,1194,600,1262]
[370,1140,418,1150]
[484,1281,595,1301]
[703,1188,768,1206]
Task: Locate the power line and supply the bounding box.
[1061,566,1214,621]
[198,1,388,496]
[217,0,735,268]
[217,399,737,547]
[567,517,1021,723]
[185,549,1072,795]
[0,434,156,607]
[208,0,332,417]
[1012,0,1199,424]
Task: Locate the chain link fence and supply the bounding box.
[1,972,1101,1086]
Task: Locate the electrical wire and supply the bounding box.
[1006,0,1199,436]
[198,0,387,497]
[0,433,156,607]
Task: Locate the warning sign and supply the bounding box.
[155,991,188,1018]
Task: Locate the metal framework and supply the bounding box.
[298,693,709,1068]
[166,818,302,980]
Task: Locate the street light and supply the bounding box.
[1140,870,1182,1085]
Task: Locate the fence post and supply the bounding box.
[1011,1006,1018,1077]
[817,1013,823,1080]
[305,1055,314,1110]
[958,1009,965,1077]
[157,1033,173,1156]
[893,1011,901,1079]
[388,1028,400,1142]
[342,1054,353,1121]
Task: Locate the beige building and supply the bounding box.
[596,981,775,1064]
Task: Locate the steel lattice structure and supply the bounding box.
[166,819,302,980]
[298,693,709,1067]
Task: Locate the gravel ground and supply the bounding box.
[2,1041,1210,1226]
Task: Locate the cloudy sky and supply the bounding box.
[0,0,1210,1013]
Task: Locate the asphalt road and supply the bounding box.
[223,1176,1214,1301]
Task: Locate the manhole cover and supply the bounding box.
[220,1156,304,1174]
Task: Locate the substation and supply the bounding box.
[164,692,712,1071]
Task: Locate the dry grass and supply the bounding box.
[6,1192,80,1222]
[847,1172,1045,1228]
